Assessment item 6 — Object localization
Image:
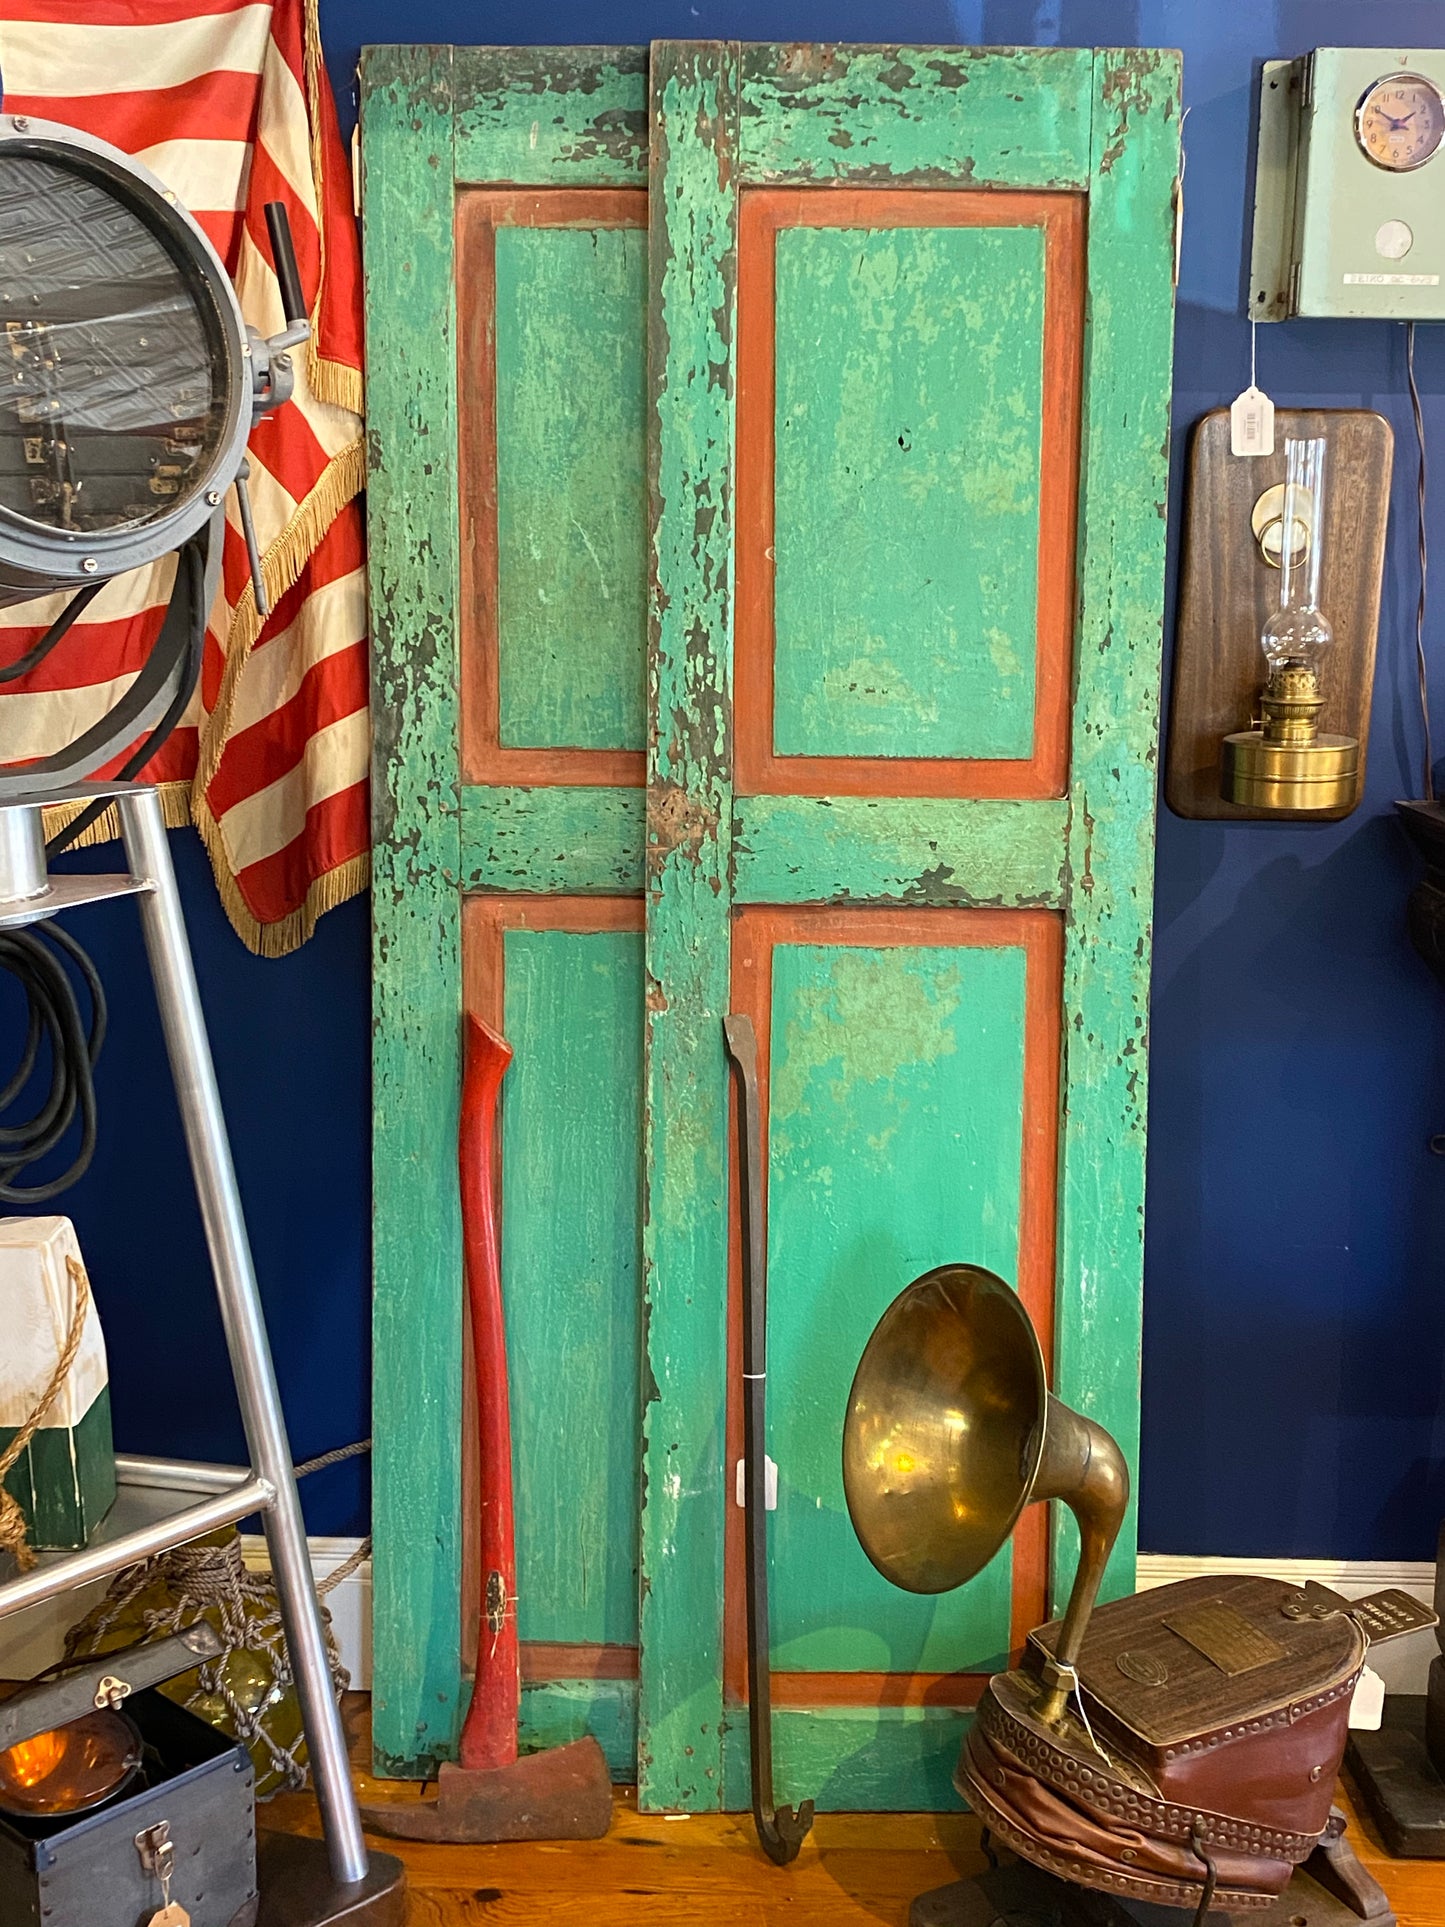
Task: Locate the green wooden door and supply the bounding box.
[363,40,1178,1811]
[363,45,652,1781]
[640,44,1179,1812]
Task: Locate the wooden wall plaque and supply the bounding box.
[1166,407,1393,822]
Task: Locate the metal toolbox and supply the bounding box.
[0,1629,257,1927]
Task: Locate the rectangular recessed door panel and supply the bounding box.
[773,223,1044,762]
[764,936,1027,1677]
[459,188,649,786]
[501,922,644,1647]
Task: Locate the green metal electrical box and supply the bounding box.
[1252,47,1445,321]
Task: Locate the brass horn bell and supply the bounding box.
[842,1263,1129,1727]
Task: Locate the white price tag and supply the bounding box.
[1348,1665,1385,1731]
[735,1456,778,1510]
[1230,385,1275,456]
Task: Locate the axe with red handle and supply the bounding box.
[361,1015,612,1842]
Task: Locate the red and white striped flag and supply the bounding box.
[0,0,368,955]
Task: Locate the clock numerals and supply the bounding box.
[1356,72,1445,172]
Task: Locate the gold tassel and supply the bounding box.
[302,0,365,418]
[191,785,370,957]
[40,781,193,850]
[193,437,366,797]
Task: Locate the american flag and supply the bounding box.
[0,0,367,955]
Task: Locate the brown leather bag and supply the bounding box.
[958,1575,1364,1913]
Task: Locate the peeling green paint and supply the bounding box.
[731,795,1067,906]
[737,44,1094,187]
[453,45,648,187]
[638,40,739,1815]
[367,38,1179,1811]
[774,224,1043,760]
[362,42,463,1778]
[640,39,1176,1812]
[496,226,647,752]
[460,785,644,894]
[772,948,964,1108]
[1051,47,1180,1615]
[366,43,651,1785]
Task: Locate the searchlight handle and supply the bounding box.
[264,200,308,334]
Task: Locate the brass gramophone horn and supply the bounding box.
[842,1263,1129,1727]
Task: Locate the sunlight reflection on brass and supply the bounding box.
[842,1264,1046,1596]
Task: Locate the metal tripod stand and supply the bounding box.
[0,780,403,1924]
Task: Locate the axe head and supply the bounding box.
[360,1736,612,1844]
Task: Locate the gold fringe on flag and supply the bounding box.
[41,780,193,851]
[192,789,371,958]
[303,0,364,419]
[193,436,366,800]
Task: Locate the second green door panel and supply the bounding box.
[500,922,644,1649]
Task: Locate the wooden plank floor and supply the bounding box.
[261,1700,1445,1926]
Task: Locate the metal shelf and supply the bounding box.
[0,781,371,1887]
[0,872,150,930]
[0,1457,275,1620]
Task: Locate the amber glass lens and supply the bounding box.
[0,1709,141,1816]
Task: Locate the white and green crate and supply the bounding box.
[0,1216,115,1551]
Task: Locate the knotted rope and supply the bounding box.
[0,1255,90,1573]
[63,1436,370,1796]
[65,1532,348,1796]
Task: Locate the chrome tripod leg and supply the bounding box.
[116,788,370,1888]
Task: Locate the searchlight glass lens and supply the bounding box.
[0,1709,142,1817]
[0,150,229,537]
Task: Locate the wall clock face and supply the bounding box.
[1355,71,1445,170]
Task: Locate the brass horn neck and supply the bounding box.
[1029,1394,1130,1725]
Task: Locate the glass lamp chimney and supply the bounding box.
[1260,435,1331,701]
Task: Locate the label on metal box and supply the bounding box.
[1163,1602,1288,1675]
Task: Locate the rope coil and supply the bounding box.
[60,1436,370,1796]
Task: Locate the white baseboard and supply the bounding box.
[0,1536,373,1691]
[241,1534,372,1693]
[2,1545,1433,1704]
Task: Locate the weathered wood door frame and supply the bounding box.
[639,42,1178,1812]
[363,40,1179,1803]
[363,45,651,1780]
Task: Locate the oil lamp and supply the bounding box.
[0,1708,141,1817]
[1222,434,1359,810]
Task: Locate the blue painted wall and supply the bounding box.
[23,0,1445,1557]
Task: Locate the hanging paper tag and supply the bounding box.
[1231,385,1275,456]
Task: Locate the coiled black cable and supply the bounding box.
[0,537,206,1201]
[0,917,106,1203]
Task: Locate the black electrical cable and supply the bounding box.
[0,917,105,1203]
[1406,320,1434,801]
[46,536,207,859]
[1187,1825,1219,1927]
[0,579,104,686]
[0,538,204,1202]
